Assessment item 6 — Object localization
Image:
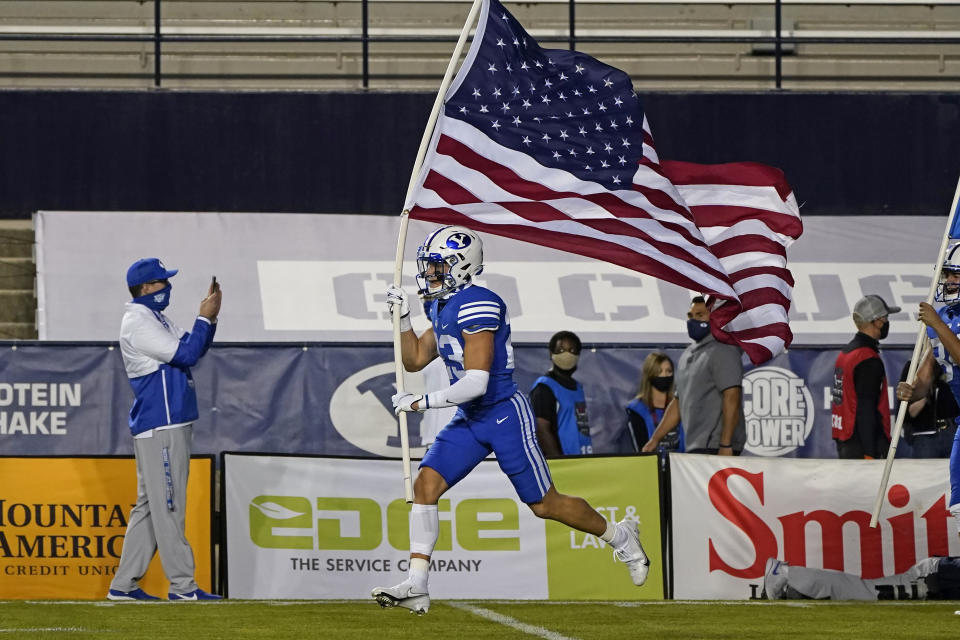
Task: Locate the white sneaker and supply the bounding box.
[613,519,650,586]
[762,557,789,600]
[371,581,430,615]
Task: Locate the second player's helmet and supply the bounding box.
[416,225,484,299]
[937,243,960,305]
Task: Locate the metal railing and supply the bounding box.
[1,0,960,89]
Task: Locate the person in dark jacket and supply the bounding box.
[830,294,900,459]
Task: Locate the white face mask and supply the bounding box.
[551,352,579,371]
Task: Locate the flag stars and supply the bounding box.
[587,85,597,94]
[621,137,630,148]
[496,38,507,48]
[612,175,621,184]
[575,64,585,74]
[552,150,562,160]
[458,106,468,114]
[492,88,502,98]
[584,164,592,171]
[488,63,498,73]
[530,83,538,93]
[618,155,627,165]
[473,88,482,98]
[603,78,614,88]
[512,116,522,126]
[544,79,553,88]
[479,105,489,113]
[586,146,595,155]
[559,130,569,140]
[541,95,552,104]
[542,133,551,142]
[513,37,520,46]
[566,111,574,118]
[501,102,511,112]
[582,107,591,115]
[578,126,587,136]
[522,136,532,146]
[573,89,582,97]
[533,116,543,122]
[604,142,613,153]
[512,85,521,96]
[568,148,578,157]
[614,96,623,107]
[625,116,633,125]
[559,72,568,81]
[501,12,509,20]
[520,62,530,71]
[598,102,607,112]
[600,160,609,168]
[491,120,501,130]
[558,92,567,101]
[610,120,619,130]
[595,123,604,132]
[521,98,532,109]
[534,60,543,68]
[506,64,512,73]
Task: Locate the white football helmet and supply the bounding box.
[937,243,960,304]
[416,225,484,299]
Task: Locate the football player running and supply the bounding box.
[371,225,650,615]
[898,244,960,533]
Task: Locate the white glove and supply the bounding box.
[392,391,426,415]
[385,284,410,318]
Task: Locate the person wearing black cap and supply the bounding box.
[107,258,222,601]
[830,294,900,459]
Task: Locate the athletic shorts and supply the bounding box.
[420,391,553,504]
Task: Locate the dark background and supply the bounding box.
[2,90,957,217]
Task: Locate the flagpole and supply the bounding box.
[392,0,484,503]
[870,173,960,527]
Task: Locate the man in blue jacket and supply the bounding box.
[107,258,222,601]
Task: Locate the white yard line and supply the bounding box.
[446,601,579,640]
[0,628,86,633]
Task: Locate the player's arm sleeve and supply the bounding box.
[423,369,489,408]
[457,298,502,334]
[169,317,215,368]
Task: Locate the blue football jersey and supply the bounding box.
[930,304,960,401]
[426,284,518,413]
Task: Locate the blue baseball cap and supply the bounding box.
[126,258,179,288]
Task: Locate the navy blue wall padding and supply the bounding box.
[1,90,957,217]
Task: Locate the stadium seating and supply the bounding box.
[0,220,36,339]
[0,0,958,89]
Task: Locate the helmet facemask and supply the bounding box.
[415,226,484,300]
[937,244,960,305]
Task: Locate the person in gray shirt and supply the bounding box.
[642,296,745,455]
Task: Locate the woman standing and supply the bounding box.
[626,352,684,452]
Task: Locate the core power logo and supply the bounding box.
[742,366,814,457]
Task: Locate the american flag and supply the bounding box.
[406,0,802,365]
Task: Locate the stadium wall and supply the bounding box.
[2,91,958,218]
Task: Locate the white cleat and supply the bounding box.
[371,581,430,615]
[614,519,650,586]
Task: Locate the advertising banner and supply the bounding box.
[0,457,213,599]
[36,211,945,345]
[0,342,916,459]
[669,455,958,599]
[223,453,662,600]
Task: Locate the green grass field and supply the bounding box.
[2,600,959,639]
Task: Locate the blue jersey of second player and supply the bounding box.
[930,304,960,402]
[426,284,518,414]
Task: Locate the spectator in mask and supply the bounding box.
[830,294,899,459]
[626,351,684,453]
[642,296,744,455]
[530,331,593,456]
